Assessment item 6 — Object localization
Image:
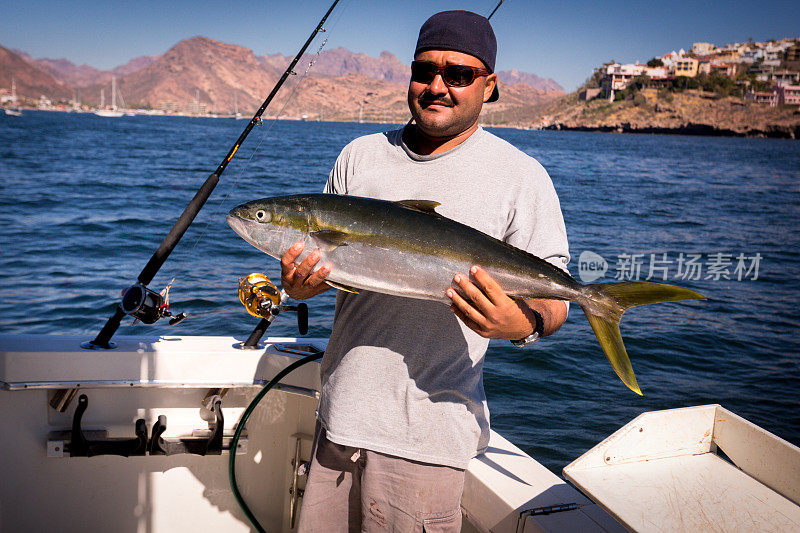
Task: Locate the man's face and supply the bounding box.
[407,49,497,139]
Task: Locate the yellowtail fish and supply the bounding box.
[227,194,705,395]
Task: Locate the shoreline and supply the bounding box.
[9,107,800,140]
[542,121,800,139]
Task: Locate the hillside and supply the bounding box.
[88,36,283,113]
[497,69,564,93]
[261,47,410,84]
[0,45,72,101]
[1,37,562,121]
[540,89,800,138]
[1,39,563,121]
[12,49,161,88]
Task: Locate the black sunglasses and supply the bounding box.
[410,61,491,87]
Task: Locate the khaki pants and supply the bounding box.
[297,425,465,532]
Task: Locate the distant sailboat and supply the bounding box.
[95,77,124,117]
[234,93,243,119]
[4,79,22,116]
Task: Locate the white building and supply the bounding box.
[739,48,763,64]
[601,63,670,99]
[764,45,786,66]
[692,42,716,55]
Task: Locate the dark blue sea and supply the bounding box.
[1,110,799,473]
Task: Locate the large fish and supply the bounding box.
[227,193,705,395]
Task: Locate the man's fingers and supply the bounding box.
[469,266,506,304]
[447,287,487,329]
[293,250,321,281]
[303,263,331,287]
[452,272,493,316]
[281,242,304,273]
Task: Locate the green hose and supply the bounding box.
[229,352,324,532]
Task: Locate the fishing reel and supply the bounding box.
[120,283,187,326]
[238,273,282,318]
[238,273,308,348]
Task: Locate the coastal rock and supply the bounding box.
[542,89,800,139]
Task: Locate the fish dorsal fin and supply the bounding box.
[325,280,360,294]
[310,230,349,251]
[396,199,441,215]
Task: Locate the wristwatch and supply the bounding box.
[510,309,544,348]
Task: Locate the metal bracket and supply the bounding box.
[148,395,245,456]
[47,394,247,458]
[289,432,313,529]
[66,395,148,457]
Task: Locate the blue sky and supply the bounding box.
[2,0,798,91]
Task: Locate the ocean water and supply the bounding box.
[1,110,798,473]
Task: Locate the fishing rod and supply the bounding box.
[83,0,342,350]
[488,0,504,20]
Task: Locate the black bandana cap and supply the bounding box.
[414,10,499,102]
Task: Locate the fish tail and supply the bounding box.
[580,282,706,395]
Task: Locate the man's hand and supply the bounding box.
[447,265,566,339]
[280,242,332,300]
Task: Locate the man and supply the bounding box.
[286,10,570,532]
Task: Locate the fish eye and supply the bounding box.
[255,210,266,221]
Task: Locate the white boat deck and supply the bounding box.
[7,335,796,531]
[564,404,800,532]
[0,334,621,532]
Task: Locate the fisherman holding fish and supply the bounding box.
[276,10,571,531]
[226,9,705,528]
[287,10,570,531]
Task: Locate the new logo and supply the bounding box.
[578,251,608,283]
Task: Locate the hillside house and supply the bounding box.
[739,49,763,63]
[744,91,777,106]
[773,70,800,86]
[776,85,800,105]
[785,45,800,70]
[692,42,716,55]
[600,63,669,99]
[674,58,699,77]
[698,60,738,77]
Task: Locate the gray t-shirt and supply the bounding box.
[319,126,569,468]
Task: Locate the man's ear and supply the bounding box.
[483,73,498,102]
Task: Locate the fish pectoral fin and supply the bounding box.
[396,199,442,215]
[310,230,349,251]
[325,280,360,294]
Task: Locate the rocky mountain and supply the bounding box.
[90,36,283,112]
[261,47,410,84]
[75,37,561,119]
[12,49,162,87]
[12,49,104,87]
[0,45,72,100]
[497,68,564,93]
[262,48,564,92]
[111,54,162,77]
[2,37,564,124]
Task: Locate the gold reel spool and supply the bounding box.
[238,273,281,318]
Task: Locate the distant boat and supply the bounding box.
[4,79,22,116]
[95,77,125,117]
[233,93,243,119]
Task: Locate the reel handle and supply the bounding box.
[282,303,309,335]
